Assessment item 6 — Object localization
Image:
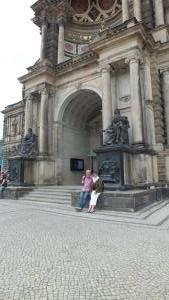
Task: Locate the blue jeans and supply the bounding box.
[0,187,5,193]
[0,186,5,198]
[79,191,90,209]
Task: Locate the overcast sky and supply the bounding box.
[0,0,41,138]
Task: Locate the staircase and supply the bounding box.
[21,186,81,206]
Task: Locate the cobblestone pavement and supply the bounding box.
[1,200,169,299]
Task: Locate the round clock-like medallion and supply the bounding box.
[70,0,122,24]
[71,0,88,14]
[98,0,115,10]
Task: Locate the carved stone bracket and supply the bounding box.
[145,99,154,108]
[119,95,131,103]
[99,63,112,73]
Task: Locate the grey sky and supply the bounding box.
[0,0,41,138]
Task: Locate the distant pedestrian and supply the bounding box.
[0,174,7,198]
[88,173,104,213]
[0,171,5,184]
[75,170,93,212]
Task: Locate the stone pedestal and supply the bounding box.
[94,145,131,190]
[71,188,169,212]
[8,157,24,186]
[8,157,35,186]
[94,144,158,189]
[152,26,169,43]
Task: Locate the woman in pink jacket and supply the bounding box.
[76,170,93,212]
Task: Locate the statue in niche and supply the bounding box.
[103,109,130,146]
[18,128,38,157]
[11,119,18,136]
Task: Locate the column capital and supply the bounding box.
[40,13,48,27]
[99,63,111,73]
[56,16,66,26]
[160,68,169,76]
[40,86,49,96]
[25,94,34,102]
[55,1,73,22]
[145,99,154,108]
[125,54,142,65]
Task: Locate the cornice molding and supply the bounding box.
[90,22,156,53]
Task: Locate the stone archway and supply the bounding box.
[61,89,102,185]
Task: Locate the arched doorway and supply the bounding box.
[61,89,102,185]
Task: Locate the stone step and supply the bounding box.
[22,195,71,202]
[31,191,71,197]
[36,186,80,190]
[33,188,76,193]
[20,185,80,205]
[35,188,80,193]
[20,198,169,228]
[22,197,70,205]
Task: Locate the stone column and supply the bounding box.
[162,70,169,145]
[40,20,48,61]
[144,59,156,146]
[122,0,129,22]
[39,87,48,154]
[55,122,63,184]
[133,0,142,22]
[128,57,143,144]
[25,94,33,134]
[111,70,117,116]
[101,65,113,141]
[57,18,65,64]
[154,0,165,26]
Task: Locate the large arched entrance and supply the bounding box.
[61,89,102,185]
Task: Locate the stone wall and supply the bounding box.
[2,101,25,171]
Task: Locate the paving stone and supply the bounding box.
[0,199,169,299]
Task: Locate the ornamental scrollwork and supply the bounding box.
[69,0,122,24]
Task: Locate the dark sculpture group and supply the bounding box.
[103,109,130,146]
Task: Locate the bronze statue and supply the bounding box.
[103,109,130,146]
[18,128,37,157]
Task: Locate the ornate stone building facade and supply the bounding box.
[2,0,169,185]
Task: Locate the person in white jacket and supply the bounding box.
[88,173,104,213]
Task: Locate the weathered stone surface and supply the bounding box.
[1,199,169,298]
[71,187,169,212]
[1,0,169,187]
[1,187,33,200]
